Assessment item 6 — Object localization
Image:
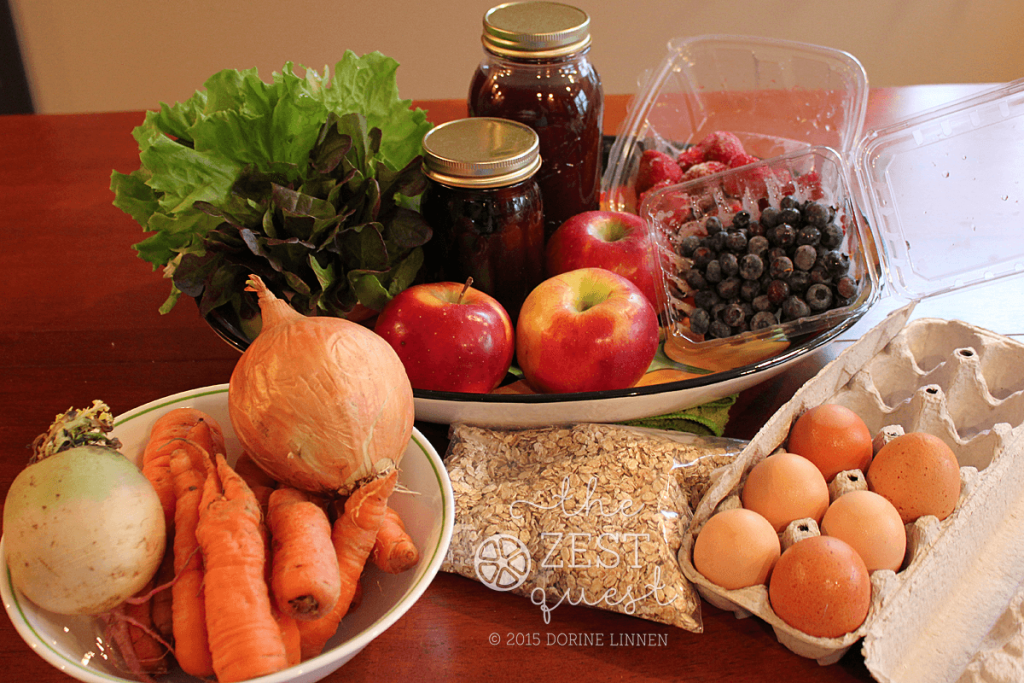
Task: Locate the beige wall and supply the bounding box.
[12,0,1024,115]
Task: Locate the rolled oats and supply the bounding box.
[442,423,744,632]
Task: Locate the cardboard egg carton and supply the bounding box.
[677,304,1024,680]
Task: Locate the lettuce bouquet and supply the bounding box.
[111,51,433,334]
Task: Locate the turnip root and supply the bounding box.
[3,402,167,616]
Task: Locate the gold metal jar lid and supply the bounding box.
[482,1,591,58]
[421,117,542,189]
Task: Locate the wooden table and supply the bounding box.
[1,84,1019,682]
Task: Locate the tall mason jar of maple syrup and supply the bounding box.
[469,1,604,240]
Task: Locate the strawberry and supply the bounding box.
[645,189,693,228]
[676,145,705,172]
[795,170,824,200]
[723,164,774,198]
[728,152,760,169]
[681,160,728,182]
[697,131,746,165]
[636,149,683,195]
[637,178,675,207]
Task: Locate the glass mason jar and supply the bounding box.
[468,1,604,240]
[420,117,545,323]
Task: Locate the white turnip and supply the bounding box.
[3,403,166,616]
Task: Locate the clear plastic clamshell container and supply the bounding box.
[638,77,1024,361]
[673,78,1024,673]
[602,34,869,214]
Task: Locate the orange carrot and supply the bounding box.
[149,541,176,642]
[272,607,302,667]
[267,487,341,622]
[197,454,288,682]
[169,446,214,678]
[123,582,169,675]
[371,506,420,574]
[142,408,226,529]
[234,450,277,514]
[296,471,398,660]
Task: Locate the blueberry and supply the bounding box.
[793,244,818,271]
[769,255,794,280]
[680,234,701,257]
[716,277,742,300]
[692,246,715,270]
[770,223,796,247]
[796,225,821,246]
[752,294,773,312]
[704,259,723,284]
[722,303,746,327]
[759,207,781,230]
[739,279,761,301]
[787,269,811,294]
[836,275,859,300]
[747,235,770,257]
[711,302,728,321]
[766,279,790,305]
[707,231,727,252]
[805,283,834,311]
[732,210,751,228]
[707,320,732,339]
[804,201,834,227]
[823,250,850,276]
[778,206,802,227]
[809,266,831,285]
[725,230,748,252]
[781,295,811,321]
[739,253,765,280]
[820,223,844,249]
[779,195,801,210]
[685,268,707,291]
[689,308,711,336]
[747,220,766,237]
[750,310,777,331]
[720,252,740,277]
[694,289,720,311]
[705,216,724,235]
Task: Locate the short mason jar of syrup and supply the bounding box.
[469,1,604,240]
[420,117,545,322]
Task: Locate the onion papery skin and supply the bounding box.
[3,446,167,615]
[229,305,415,496]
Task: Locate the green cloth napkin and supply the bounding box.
[621,394,737,437]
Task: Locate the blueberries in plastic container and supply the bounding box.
[680,195,861,342]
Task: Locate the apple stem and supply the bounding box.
[458,277,474,305]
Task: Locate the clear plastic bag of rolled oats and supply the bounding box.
[441,422,746,632]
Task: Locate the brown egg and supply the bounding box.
[787,404,874,482]
[769,535,872,638]
[741,451,830,532]
[867,432,961,524]
[693,508,781,590]
[821,490,907,573]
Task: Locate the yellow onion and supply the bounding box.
[228,275,414,495]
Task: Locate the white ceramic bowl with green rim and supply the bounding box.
[1,384,455,683]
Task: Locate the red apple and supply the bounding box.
[374,281,515,393]
[545,210,665,309]
[516,267,660,394]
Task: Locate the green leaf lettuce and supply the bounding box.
[111,51,433,325]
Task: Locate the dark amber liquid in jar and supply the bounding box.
[421,178,544,323]
[469,50,603,239]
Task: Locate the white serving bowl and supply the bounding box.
[1,384,455,683]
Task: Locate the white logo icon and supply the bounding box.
[474,533,531,591]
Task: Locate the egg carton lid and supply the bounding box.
[851,77,1024,302]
